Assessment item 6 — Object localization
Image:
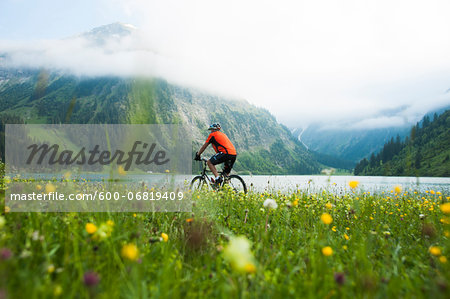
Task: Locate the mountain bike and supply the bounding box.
[190,158,247,193]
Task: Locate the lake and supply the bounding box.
[134,174,450,194]
[241,175,450,193]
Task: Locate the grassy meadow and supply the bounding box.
[1,176,450,298]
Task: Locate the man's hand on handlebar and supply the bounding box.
[194,152,201,161]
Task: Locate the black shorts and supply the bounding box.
[209,153,236,174]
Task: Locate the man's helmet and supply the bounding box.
[208,123,221,131]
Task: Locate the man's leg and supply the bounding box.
[223,155,236,176]
[207,159,219,178]
[208,153,228,183]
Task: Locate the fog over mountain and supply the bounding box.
[0,23,163,78]
[1,15,450,131]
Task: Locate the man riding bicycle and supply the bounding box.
[195,123,237,185]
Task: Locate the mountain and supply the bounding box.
[294,125,412,163]
[0,68,322,175]
[76,22,138,47]
[293,102,450,166]
[354,110,450,177]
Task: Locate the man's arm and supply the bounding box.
[197,141,209,156]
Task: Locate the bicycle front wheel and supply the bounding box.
[224,175,247,194]
[190,176,208,191]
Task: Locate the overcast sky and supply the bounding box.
[1,0,449,129]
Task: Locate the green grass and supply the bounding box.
[1,179,450,298]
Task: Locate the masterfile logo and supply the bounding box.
[6,124,190,174]
[26,141,170,170]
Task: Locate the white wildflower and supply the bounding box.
[31,231,40,241]
[263,198,278,210]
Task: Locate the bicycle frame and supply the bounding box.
[192,157,247,193]
[198,158,226,184]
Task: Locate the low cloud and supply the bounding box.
[349,116,408,130]
[0,27,164,78]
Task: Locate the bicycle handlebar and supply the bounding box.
[194,156,208,162]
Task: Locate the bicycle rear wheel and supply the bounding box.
[224,175,247,194]
[190,176,209,191]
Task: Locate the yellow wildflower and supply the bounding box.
[344,234,350,240]
[394,185,402,194]
[325,203,333,209]
[439,256,447,263]
[85,223,97,234]
[440,203,450,214]
[429,246,441,256]
[161,233,169,242]
[45,183,56,193]
[320,213,333,225]
[322,246,333,256]
[349,181,359,189]
[121,243,139,261]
